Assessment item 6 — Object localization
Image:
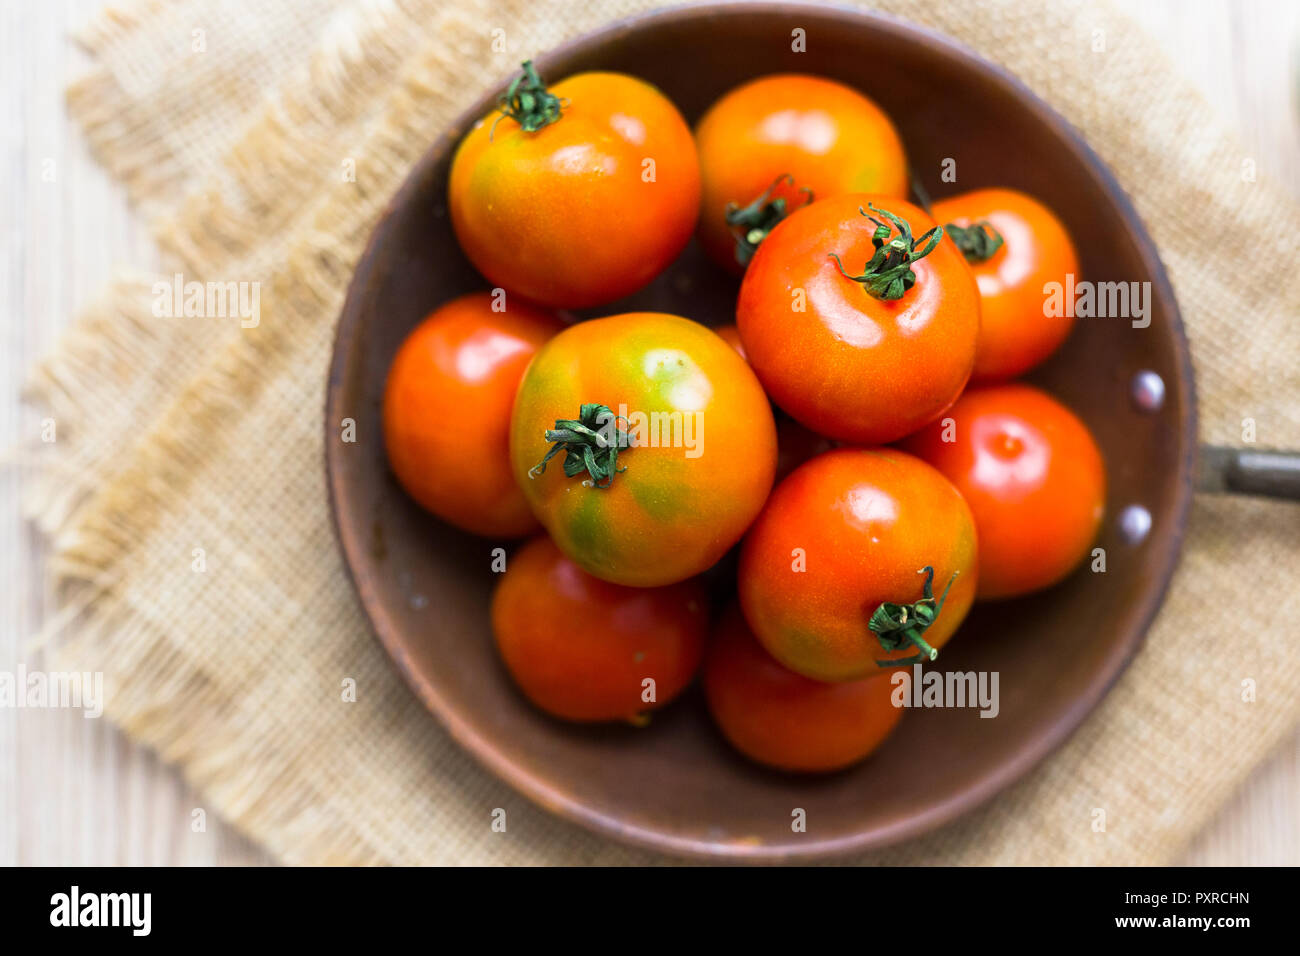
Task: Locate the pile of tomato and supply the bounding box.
[383,63,1106,773]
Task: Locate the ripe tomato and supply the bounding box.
[900,383,1105,599]
[738,447,977,682]
[714,323,746,360]
[695,74,908,273]
[493,536,707,722]
[737,195,980,444]
[449,61,700,309]
[704,604,903,772]
[382,292,564,537]
[509,312,776,587]
[715,323,833,481]
[930,188,1079,382]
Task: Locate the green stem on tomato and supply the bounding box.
[945,220,1005,264]
[828,203,944,301]
[491,60,565,139]
[527,402,630,489]
[870,566,958,668]
[725,174,814,267]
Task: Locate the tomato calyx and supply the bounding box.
[946,220,1005,264]
[828,203,944,301]
[527,402,630,489]
[491,60,565,139]
[725,174,814,267]
[869,566,958,667]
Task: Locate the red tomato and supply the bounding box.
[695,74,908,273]
[738,447,977,682]
[449,62,700,308]
[715,323,833,481]
[493,536,707,722]
[509,313,777,586]
[737,195,980,444]
[900,383,1105,599]
[704,604,903,772]
[382,292,564,537]
[930,188,1079,382]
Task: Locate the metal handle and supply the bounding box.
[1196,446,1300,500]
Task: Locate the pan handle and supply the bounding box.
[1196,446,1300,501]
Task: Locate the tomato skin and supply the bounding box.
[492,536,707,722]
[900,384,1105,600]
[704,604,903,772]
[714,323,746,360]
[449,71,700,309]
[382,292,564,537]
[738,447,977,682]
[695,74,908,273]
[736,194,980,444]
[509,313,777,587]
[716,323,833,481]
[930,188,1079,382]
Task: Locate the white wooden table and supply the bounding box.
[1,0,1296,866]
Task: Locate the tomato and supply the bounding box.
[714,323,746,360]
[509,312,777,587]
[449,61,700,308]
[900,383,1105,600]
[704,604,903,772]
[382,292,564,537]
[738,447,977,681]
[736,195,980,444]
[930,188,1079,382]
[695,74,908,273]
[715,323,833,481]
[492,536,707,722]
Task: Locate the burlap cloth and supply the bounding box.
[28,0,1299,865]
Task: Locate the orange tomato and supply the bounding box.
[738,447,978,682]
[716,323,832,481]
[695,74,908,273]
[509,313,776,586]
[449,62,700,308]
[900,383,1105,599]
[714,323,746,360]
[737,195,980,444]
[704,604,903,772]
[493,536,707,722]
[382,292,563,537]
[930,188,1079,382]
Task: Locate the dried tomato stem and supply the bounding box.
[870,566,958,667]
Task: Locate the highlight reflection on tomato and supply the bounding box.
[931,188,1079,382]
[382,292,564,537]
[704,604,903,772]
[738,447,978,682]
[737,195,980,444]
[900,383,1105,599]
[509,313,777,587]
[695,74,908,273]
[450,61,700,308]
[493,536,707,722]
